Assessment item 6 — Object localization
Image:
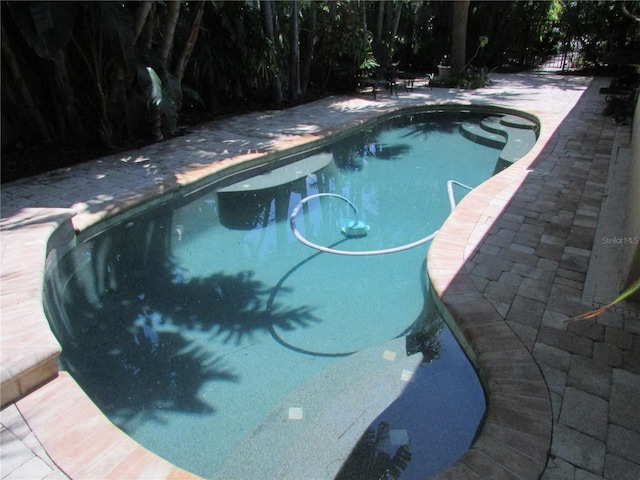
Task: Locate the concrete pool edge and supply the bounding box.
[3,74,596,473]
[0,208,201,479]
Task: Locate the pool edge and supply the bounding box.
[425,97,569,478]
[427,167,553,478]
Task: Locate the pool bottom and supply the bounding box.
[211,332,485,480]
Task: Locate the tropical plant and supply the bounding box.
[566,277,640,322]
[5,2,82,143]
[456,66,490,90]
[558,1,640,68]
[4,0,639,183]
[313,1,373,89]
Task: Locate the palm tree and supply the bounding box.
[451,0,470,77]
[261,0,284,105]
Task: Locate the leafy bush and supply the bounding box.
[457,66,491,89]
[429,66,490,90]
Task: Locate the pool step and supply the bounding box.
[460,114,538,164]
[460,118,507,150]
[500,114,538,130]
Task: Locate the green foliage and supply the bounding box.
[142,67,162,107]
[186,2,277,109]
[137,66,180,137]
[457,66,491,90]
[2,0,640,174]
[429,66,490,90]
[359,53,379,76]
[310,1,374,87]
[567,277,640,322]
[7,2,78,59]
[558,1,640,67]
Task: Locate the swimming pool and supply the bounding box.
[44,109,536,478]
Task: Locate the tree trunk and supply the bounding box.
[158,1,181,67]
[385,0,393,40]
[50,49,82,141]
[142,3,156,51]
[451,0,470,77]
[174,1,204,84]
[390,3,402,57]
[132,1,153,45]
[376,1,385,44]
[289,0,301,101]
[361,0,367,40]
[261,0,283,105]
[300,2,317,92]
[1,27,52,144]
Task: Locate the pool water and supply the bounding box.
[45,111,519,478]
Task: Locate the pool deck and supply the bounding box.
[1,73,639,479]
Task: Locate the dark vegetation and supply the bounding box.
[2,0,639,184]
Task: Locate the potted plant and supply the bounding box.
[437,55,451,78]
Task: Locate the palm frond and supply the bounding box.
[145,66,163,107]
[565,277,640,322]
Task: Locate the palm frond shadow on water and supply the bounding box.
[333,270,446,480]
[334,341,485,480]
[336,421,413,480]
[45,205,321,432]
[329,111,466,173]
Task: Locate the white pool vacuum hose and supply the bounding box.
[289,181,474,256]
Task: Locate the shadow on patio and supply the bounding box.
[427,78,639,478]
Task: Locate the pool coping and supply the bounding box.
[428,125,557,479]
[1,74,596,479]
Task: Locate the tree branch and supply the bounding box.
[621,1,640,23]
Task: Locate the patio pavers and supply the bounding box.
[428,76,639,479]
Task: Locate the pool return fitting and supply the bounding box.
[289,181,474,256]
